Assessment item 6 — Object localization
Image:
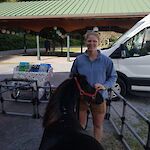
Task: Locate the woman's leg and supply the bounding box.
[79,99,89,129]
[91,102,106,142]
[92,113,105,142]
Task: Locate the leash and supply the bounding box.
[74,77,98,100]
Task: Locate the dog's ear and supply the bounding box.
[71,73,81,80]
[76,74,87,80]
[72,73,78,77]
[70,73,78,78]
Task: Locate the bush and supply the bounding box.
[0,33,81,51]
[70,39,81,46]
[0,34,45,51]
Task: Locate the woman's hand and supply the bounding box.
[94,83,106,90]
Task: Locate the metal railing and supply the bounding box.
[0,78,39,118]
[106,89,150,150]
[0,78,52,118]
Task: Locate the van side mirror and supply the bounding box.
[120,44,127,58]
[110,44,128,58]
[121,50,126,58]
[110,47,121,58]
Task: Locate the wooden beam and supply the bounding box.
[0,17,142,33]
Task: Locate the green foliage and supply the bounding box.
[17,0,41,1]
[0,0,16,2]
[70,39,81,46]
[0,33,45,51]
[0,33,81,51]
[0,0,42,2]
[0,34,23,50]
[109,35,118,43]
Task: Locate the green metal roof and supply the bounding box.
[0,0,150,19]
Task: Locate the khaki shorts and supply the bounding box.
[79,98,106,114]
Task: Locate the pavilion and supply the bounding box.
[0,0,150,60]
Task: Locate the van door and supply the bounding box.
[118,27,150,91]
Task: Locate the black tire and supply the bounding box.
[11,88,20,99]
[111,78,127,101]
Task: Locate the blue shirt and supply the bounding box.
[70,50,117,99]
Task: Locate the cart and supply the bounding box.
[0,78,39,118]
[13,64,53,101]
[0,64,53,118]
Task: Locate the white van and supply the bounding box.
[102,14,150,97]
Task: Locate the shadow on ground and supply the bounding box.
[22,51,81,57]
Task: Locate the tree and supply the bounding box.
[0,0,39,2]
[0,0,17,2]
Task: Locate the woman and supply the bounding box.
[70,31,117,142]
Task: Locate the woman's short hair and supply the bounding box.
[84,31,100,43]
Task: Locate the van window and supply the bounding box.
[112,21,144,47]
[143,28,150,55]
[124,28,150,57]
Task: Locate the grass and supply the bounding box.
[109,105,149,150]
[55,47,82,53]
[54,46,102,53]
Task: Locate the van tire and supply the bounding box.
[118,78,127,96]
[112,78,127,101]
